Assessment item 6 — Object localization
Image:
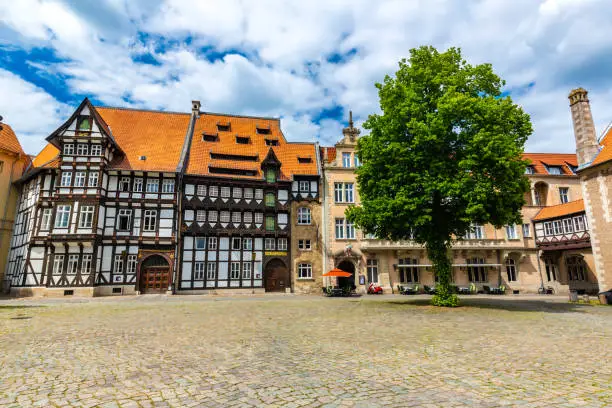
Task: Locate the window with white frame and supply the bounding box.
[127,255,137,274]
[113,255,123,274]
[74,172,86,187]
[242,262,252,279]
[79,205,95,228]
[90,144,102,156]
[399,258,418,283]
[506,258,517,281]
[221,187,230,198]
[553,220,563,235]
[82,254,92,275]
[88,172,99,187]
[52,255,64,275]
[117,209,132,231]
[346,220,355,239]
[63,144,74,155]
[255,212,263,224]
[195,237,206,249]
[232,187,242,198]
[522,223,530,238]
[525,166,534,175]
[146,179,159,193]
[196,210,206,223]
[298,239,311,250]
[220,211,230,223]
[547,166,562,175]
[297,207,311,225]
[243,212,253,224]
[208,210,218,223]
[278,238,287,251]
[467,258,487,282]
[354,155,360,167]
[67,255,79,275]
[244,188,253,199]
[207,262,216,279]
[208,237,217,250]
[119,177,130,192]
[194,262,205,280]
[335,218,345,239]
[298,263,312,279]
[230,262,240,279]
[143,210,157,231]
[544,222,554,236]
[231,212,241,224]
[197,185,206,196]
[55,205,71,228]
[209,185,218,197]
[367,259,379,283]
[232,237,241,250]
[76,144,88,156]
[505,224,518,239]
[61,171,72,187]
[559,187,569,204]
[563,218,574,233]
[133,178,143,192]
[162,179,175,193]
[466,224,484,239]
[255,189,263,200]
[41,208,52,230]
[299,181,309,192]
[573,216,585,231]
[265,238,275,250]
[334,183,354,203]
[342,152,351,167]
[243,238,253,250]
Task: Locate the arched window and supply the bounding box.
[505,258,517,282]
[297,207,311,225]
[566,256,587,281]
[544,257,557,281]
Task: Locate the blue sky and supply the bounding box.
[1,0,612,155]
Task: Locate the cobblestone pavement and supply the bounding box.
[1,295,611,407]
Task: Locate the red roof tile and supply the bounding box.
[590,126,612,167]
[522,153,577,175]
[0,123,25,156]
[533,199,585,221]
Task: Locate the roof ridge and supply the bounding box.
[541,199,584,209]
[95,105,191,116]
[523,152,577,156]
[201,111,281,121]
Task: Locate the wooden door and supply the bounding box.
[140,267,170,294]
[264,260,288,292]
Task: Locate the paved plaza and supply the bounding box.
[0,295,611,407]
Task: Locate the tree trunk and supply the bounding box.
[427,239,458,307]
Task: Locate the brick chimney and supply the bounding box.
[569,88,599,167]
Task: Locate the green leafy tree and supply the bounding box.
[346,46,532,306]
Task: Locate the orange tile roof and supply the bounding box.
[0,123,25,156]
[590,126,612,167]
[32,144,60,168]
[320,146,336,163]
[96,107,191,172]
[186,113,318,179]
[533,199,585,221]
[522,153,577,175]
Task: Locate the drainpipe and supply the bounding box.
[321,158,328,288]
[536,249,545,293]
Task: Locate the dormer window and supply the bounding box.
[298,157,312,164]
[217,123,231,132]
[76,115,92,134]
[265,139,279,146]
[525,166,534,175]
[265,169,276,183]
[63,144,74,155]
[236,136,250,144]
[202,133,219,142]
[567,165,577,174]
[256,127,271,135]
[546,166,562,175]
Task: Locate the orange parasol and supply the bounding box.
[322,268,353,277]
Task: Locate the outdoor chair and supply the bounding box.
[483,285,491,294]
[424,285,434,295]
[404,284,419,295]
[469,283,477,294]
[397,285,406,294]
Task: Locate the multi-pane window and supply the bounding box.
[367,259,379,283]
[522,223,530,238]
[255,189,263,200]
[243,238,253,250]
[563,218,574,233]
[265,216,275,231]
[559,187,569,204]
[41,208,52,230]
[544,258,557,281]
[52,255,64,275]
[243,212,253,224]
[244,188,253,199]
[544,222,554,236]
[346,221,355,239]
[208,211,218,223]
[63,144,74,155]
[55,205,71,228]
[67,255,79,275]
[231,212,241,224]
[208,237,217,250]
[506,258,517,281]
[566,256,587,281]
[547,166,562,175]
[297,207,311,225]
[255,212,264,224]
[298,263,312,279]
[505,224,517,240]
[242,262,252,279]
[61,171,72,187]
[146,179,159,193]
[197,185,206,196]
[220,211,230,223]
[354,155,360,167]
[232,237,241,250]
[88,172,99,187]
[467,224,484,239]
[90,144,102,156]
[117,209,132,231]
[265,238,275,250]
[573,216,586,231]
[232,187,242,198]
[82,255,92,275]
[113,255,123,274]
[127,255,137,274]
[133,178,143,192]
[79,205,95,228]
[399,258,418,283]
[74,172,86,187]
[162,179,175,193]
[194,262,205,280]
[299,181,309,192]
[196,210,206,222]
[525,166,534,175]
[230,262,241,279]
[467,258,487,282]
[143,210,157,231]
[265,193,275,207]
[334,183,354,203]
[221,187,231,198]
[335,218,345,239]
[195,237,206,249]
[76,144,88,156]
[278,238,287,251]
[209,186,218,197]
[553,220,563,235]
[342,152,351,167]
[298,239,311,250]
[207,262,216,279]
[119,177,131,192]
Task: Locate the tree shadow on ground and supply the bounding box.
[0,305,45,310]
[382,297,605,313]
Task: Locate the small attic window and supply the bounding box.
[525,166,534,175]
[139,155,147,161]
[546,165,562,175]
[76,115,92,133]
[217,123,231,132]
[298,157,313,164]
[236,136,250,145]
[256,127,271,135]
[202,133,219,142]
[265,139,279,146]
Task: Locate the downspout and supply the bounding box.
[320,148,328,288]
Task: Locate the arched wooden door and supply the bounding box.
[139,255,171,294]
[264,259,289,292]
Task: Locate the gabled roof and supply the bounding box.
[186,113,318,179]
[0,123,25,156]
[522,153,577,176]
[32,144,60,168]
[533,199,585,221]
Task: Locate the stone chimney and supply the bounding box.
[191,100,201,115]
[569,88,599,167]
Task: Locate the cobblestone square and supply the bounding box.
[1,295,611,407]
